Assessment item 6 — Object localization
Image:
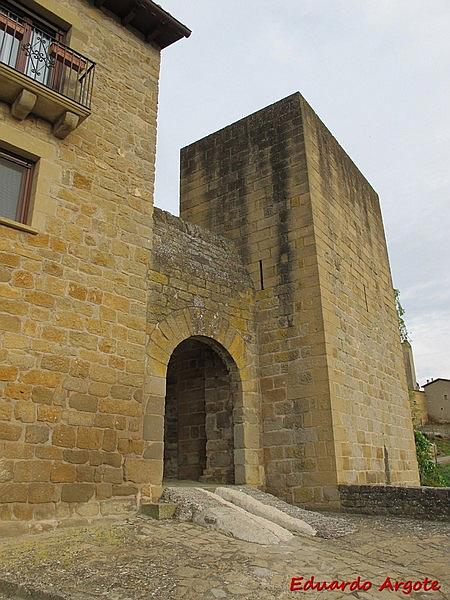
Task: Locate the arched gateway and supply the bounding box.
[164,336,238,484]
[143,307,264,499]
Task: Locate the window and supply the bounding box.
[0,0,95,113]
[0,148,34,223]
[0,0,65,88]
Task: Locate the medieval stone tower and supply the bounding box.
[179,93,419,506]
[0,0,419,534]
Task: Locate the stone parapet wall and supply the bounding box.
[339,485,450,521]
[151,207,253,326]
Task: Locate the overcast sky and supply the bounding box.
[154,0,450,385]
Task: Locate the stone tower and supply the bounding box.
[180,93,419,506]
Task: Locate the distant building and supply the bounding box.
[423,379,450,423]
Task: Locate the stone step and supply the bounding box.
[216,486,357,538]
[215,487,317,537]
[160,484,356,542]
[161,486,294,545]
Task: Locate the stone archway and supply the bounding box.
[164,336,238,484]
[140,307,263,500]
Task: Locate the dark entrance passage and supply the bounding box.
[163,337,236,484]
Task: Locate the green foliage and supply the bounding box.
[437,463,450,486]
[394,288,410,343]
[414,430,447,487]
[429,435,450,457]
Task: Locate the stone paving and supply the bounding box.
[0,512,448,600]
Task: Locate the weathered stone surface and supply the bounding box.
[163,487,293,545]
[124,459,161,484]
[14,461,51,483]
[140,502,176,520]
[28,483,59,503]
[0,514,448,597]
[339,485,450,521]
[61,484,95,503]
[0,460,13,483]
[216,487,317,536]
[52,425,76,448]
[51,464,77,483]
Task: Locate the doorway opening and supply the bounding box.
[163,336,237,484]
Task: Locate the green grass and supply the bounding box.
[433,437,450,456]
[437,463,450,486]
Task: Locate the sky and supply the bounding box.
[153,0,450,385]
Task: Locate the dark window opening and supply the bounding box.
[259,259,264,290]
[0,148,34,224]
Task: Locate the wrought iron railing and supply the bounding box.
[0,5,95,109]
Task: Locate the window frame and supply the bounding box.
[0,147,35,224]
[0,0,68,38]
[0,0,67,89]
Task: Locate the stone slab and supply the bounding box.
[139,502,177,520]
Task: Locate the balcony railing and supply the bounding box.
[0,6,95,109]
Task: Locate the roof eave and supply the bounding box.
[89,0,191,49]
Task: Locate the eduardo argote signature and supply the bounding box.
[289,575,441,594]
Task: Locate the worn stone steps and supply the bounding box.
[160,486,294,545]
[222,486,357,538]
[158,484,356,544]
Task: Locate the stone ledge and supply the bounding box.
[338,484,450,521]
[0,216,39,235]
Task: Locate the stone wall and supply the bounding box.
[424,380,450,423]
[180,92,420,507]
[339,485,450,521]
[0,0,160,532]
[180,94,339,507]
[204,347,235,483]
[301,97,420,487]
[411,390,428,427]
[144,208,263,493]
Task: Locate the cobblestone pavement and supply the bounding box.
[0,513,448,600]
